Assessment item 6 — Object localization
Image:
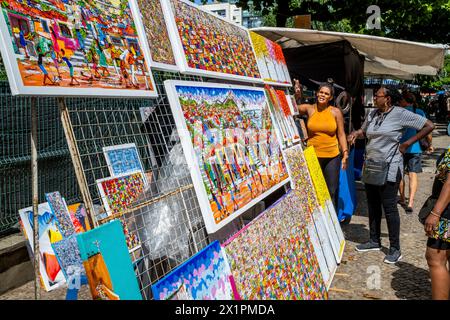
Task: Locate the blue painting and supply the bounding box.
[51,234,86,281]
[151,241,238,300]
[76,220,142,300]
[103,143,145,179]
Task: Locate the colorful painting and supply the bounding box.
[284,144,338,286]
[165,80,290,233]
[161,0,261,83]
[51,234,85,281]
[265,86,300,149]
[67,203,91,233]
[249,31,292,87]
[0,0,157,97]
[284,145,319,214]
[130,0,178,71]
[303,146,346,262]
[96,171,145,216]
[18,202,65,291]
[76,220,142,300]
[223,191,328,300]
[151,241,237,300]
[103,143,147,185]
[45,191,75,238]
[304,214,331,288]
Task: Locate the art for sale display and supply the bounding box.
[45,191,75,238]
[103,143,147,185]
[283,144,338,286]
[130,0,178,71]
[161,0,261,83]
[67,203,91,233]
[224,191,327,300]
[18,202,65,291]
[0,0,157,97]
[96,171,143,252]
[76,220,142,300]
[151,241,238,300]
[303,146,346,262]
[283,145,320,215]
[165,80,290,233]
[249,31,292,86]
[265,86,300,149]
[96,171,145,216]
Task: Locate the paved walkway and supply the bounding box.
[329,123,450,300]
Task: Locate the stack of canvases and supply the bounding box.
[95,142,149,253]
[19,193,142,299]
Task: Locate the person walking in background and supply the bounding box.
[424,146,450,300]
[348,86,434,264]
[294,79,349,212]
[398,91,434,213]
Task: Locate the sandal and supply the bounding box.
[405,206,413,214]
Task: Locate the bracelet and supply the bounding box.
[342,150,349,154]
[430,210,441,218]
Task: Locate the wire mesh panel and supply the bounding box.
[0,80,81,235]
[64,71,212,299]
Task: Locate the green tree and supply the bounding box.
[230,0,449,44]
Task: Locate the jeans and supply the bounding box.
[318,155,341,210]
[365,170,401,250]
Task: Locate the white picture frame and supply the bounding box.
[102,143,148,186]
[0,0,158,97]
[249,31,293,87]
[160,0,263,84]
[96,170,145,217]
[164,80,290,234]
[129,0,180,72]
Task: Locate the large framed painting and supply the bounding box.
[129,0,178,72]
[249,31,292,87]
[164,80,289,233]
[103,143,148,185]
[151,241,238,300]
[284,144,339,287]
[160,0,262,83]
[224,191,328,300]
[0,0,158,97]
[303,146,346,262]
[18,202,65,291]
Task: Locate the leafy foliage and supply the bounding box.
[232,0,449,44]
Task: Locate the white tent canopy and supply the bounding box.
[251,27,448,77]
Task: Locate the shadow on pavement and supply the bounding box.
[391,261,431,300]
[341,223,369,243]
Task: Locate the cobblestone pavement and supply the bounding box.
[329,124,450,300]
[1,124,449,300]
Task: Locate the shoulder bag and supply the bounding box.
[361,109,399,186]
[362,143,399,186]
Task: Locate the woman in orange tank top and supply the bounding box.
[294,79,349,210]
